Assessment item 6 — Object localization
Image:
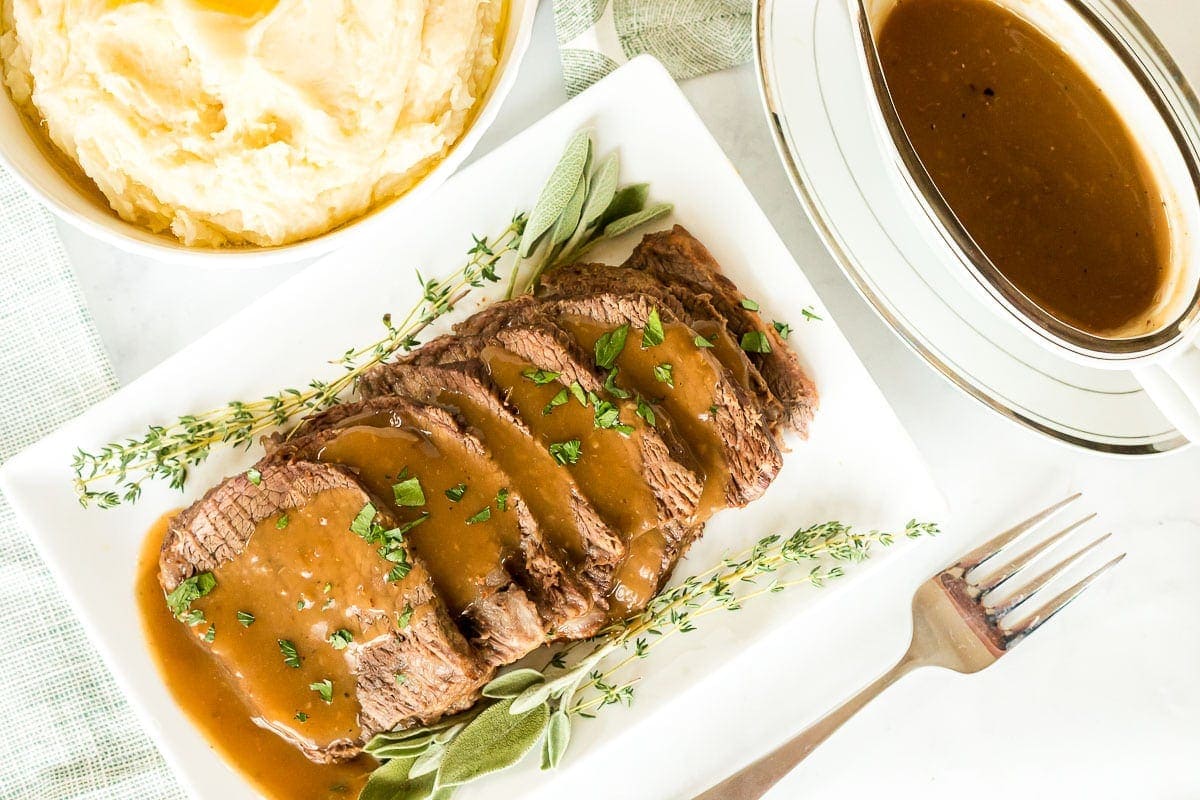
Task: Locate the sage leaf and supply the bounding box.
[408,743,444,778]
[439,698,550,787]
[520,131,592,257]
[359,756,417,800]
[364,735,435,759]
[551,174,588,247]
[432,722,466,745]
[509,682,554,715]
[482,668,545,699]
[391,772,439,800]
[602,202,673,240]
[600,183,649,227]
[541,710,571,771]
[580,152,620,229]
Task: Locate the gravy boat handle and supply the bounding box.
[1135,345,1200,443]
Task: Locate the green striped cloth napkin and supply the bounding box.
[0,167,183,799]
[554,0,752,95]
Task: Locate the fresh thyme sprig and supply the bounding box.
[70,220,521,509]
[72,133,672,509]
[359,519,939,800]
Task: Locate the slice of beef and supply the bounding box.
[541,289,783,507]
[427,302,710,614]
[356,360,625,605]
[269,396,598,656]
[623,225,819,435]
[413,308,704,550]
[159,462,491,763]
[536,261,782,427]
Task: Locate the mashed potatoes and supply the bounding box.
[0,0,500,246]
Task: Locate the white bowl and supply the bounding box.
[0,0,537,266]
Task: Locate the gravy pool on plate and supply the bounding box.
[877,0,1171,337]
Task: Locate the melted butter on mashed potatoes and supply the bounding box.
[0,0,501,246]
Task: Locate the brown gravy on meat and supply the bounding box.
[482,346,661,540]
[136,512,375,800]
[877,0,1171,335]
[560,316,730,515]
[316,417,522,616]
[138,302,765,796]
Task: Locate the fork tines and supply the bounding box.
[955,494,1124,650]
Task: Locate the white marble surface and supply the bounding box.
[55,1,1200,797]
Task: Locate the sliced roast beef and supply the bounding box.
[540,289,783,508]
[536,260,782,427]
[409,312,705,552]
[403,315,706,609]
[357,360,626,607]
[160,462,491,763]
[269,396,598,657]
[623,225,819,435]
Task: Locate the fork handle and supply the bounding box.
[692,656,917,800]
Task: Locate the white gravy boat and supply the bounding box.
[848,0,1200,443]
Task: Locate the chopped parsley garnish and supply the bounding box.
[395,673,408,686]
[496,488,509,512]
[295,711,309,723]
[603,367,631,399]
[741,298,761,312]
[693,334,716,349]
[636,397,657,427]
[202,625,216,643]
[592,398,634,436]
[543,388,570,415]
[387,563,412,583]
[350,503,379,540]
[236,611,255,628]
[549,439,582,465]
[445,483,468,502]
[773,320,793,340]
[328,629,353,650]
[568,381,588,407]
[165,572,216,619]
[392,476,426,507]
[740,331,773,354]
[521,367,562,385]
[279,639,302,669]
[594,324,630,370]
[466,506,492,525]
[296,599,307,611]
[182,609,206,627]
[275,514,289,530]
[653,363,674,387]
[396,603,414,629]
[245,468,262,486]
[801,305,823,322]
[641,308,664,348]
[310,679,334,704]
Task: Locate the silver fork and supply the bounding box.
[693,494,1124,800]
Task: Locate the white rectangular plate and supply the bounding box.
[0,57,944,800]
